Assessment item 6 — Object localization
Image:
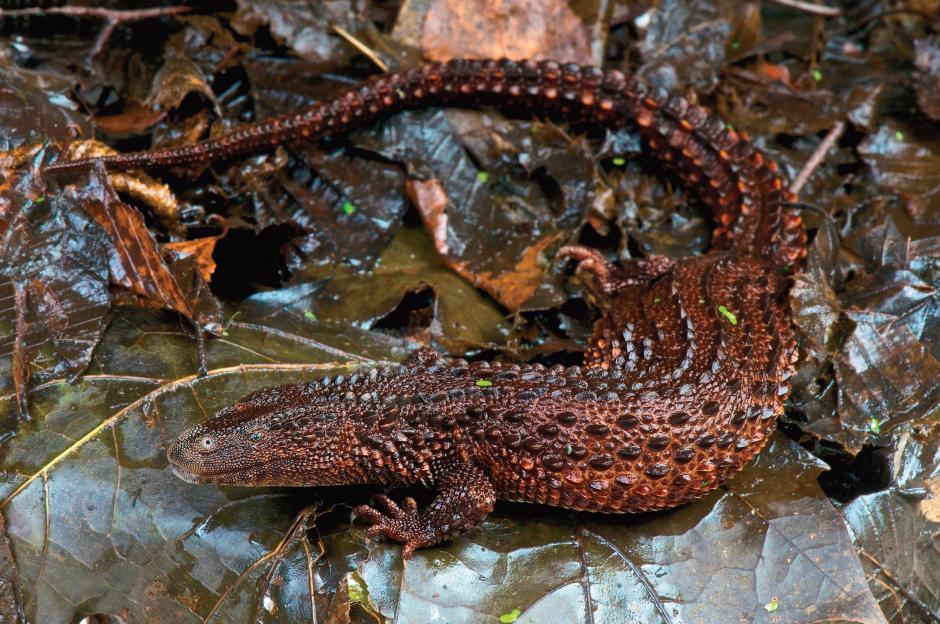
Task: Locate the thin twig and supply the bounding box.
[790,120,845,195]
[845,8,939,33]
[0,6,190,20]
[332,24,389,72]
[859,550,940,623]
[0,5,191,62]
[767,0,841,17]
[12,283,29,422]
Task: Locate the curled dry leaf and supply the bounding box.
[56,139,183,231]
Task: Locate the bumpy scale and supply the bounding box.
[48,59,807,558]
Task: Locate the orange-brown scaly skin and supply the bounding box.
[54,59,806,558]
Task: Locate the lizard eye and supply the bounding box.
[200,436,214,449]
[249,431,263,443]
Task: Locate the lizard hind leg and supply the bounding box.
[556,245,623,296]
[556,245,675,296]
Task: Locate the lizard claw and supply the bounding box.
[352,496,433,559]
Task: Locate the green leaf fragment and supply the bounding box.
[221,311,242,336]
[868,418,881,434]
[342,200,356,215]
[344,571,383,619]
[731,40,740,50]
[499,608,522,622]
[612,156,626,166]
[764,597,779,612]
[303,310,317,321]
[717,305,737,325]
[475,379,493,387]
[347,571,366,602]
[895,130,905,141]
[811,68,823,82]
[477,171,490,183]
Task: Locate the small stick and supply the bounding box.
[333,24,389,72]
[0,6,191,62]
[790,120,845,195]
[12,283,30,422]
[767,0,842,17]
[0,5,190,20]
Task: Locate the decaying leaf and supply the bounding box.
[417,0,595,64]
[83,166,195,318]
[915,37,940,121]
[0,189,111,396]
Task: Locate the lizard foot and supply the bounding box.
[557,245,676,295]
[353,495,434,559]
[556,245,619,295]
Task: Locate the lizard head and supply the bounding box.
[167,380,359,487]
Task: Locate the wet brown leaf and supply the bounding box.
[0,512,22,623]
[83,167,195,319]
[147,33,217,114]
[792,217,940,454]
[353,109,604,312]
[841,409,940,623]
[0,189,111,395]
[408,177,562,310]
[296,227,511,354]
[232,0,370,67]
[418,0,595,64]
[163,234,221,284]
[915,37,940,121]
[92,99,165,136]
[859,122,940,223]
[639,0,741,91]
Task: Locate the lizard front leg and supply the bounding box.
[353,462,496,559]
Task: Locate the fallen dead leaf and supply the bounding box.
[419,0,595,64]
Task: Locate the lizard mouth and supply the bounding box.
[169,462,204,484]
[168,458,268,484]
